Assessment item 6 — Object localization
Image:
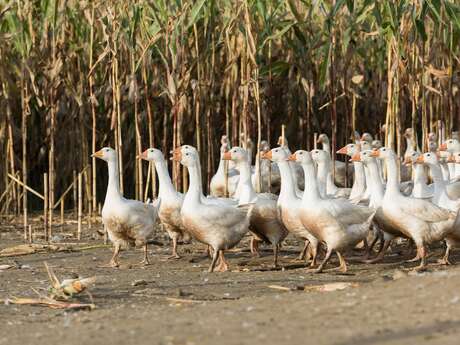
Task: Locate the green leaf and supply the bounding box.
[346,0,354,13]
[260,61,290,77]
[187,0,207,30]
[415,18,427,41]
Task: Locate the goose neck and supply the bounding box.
[106,159,122,202]
[184,163,203,205]
[384,156,401,195]
[278,161,298,200]
[154,160,177,199]
[301,163,321,202]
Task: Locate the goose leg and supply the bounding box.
[140,244,150,266]
[297,240,310,261]
[208,249,219,273]
[364,239,392,264]
[215,250,229,272]
[438,244,452,265]
[309,242,318,268]
[361,238,370,260]
[168,236,181,259]
[314,248,333,273]
[250,237,261,257]
[273,243,279,268]
[108,243,121,268]
[336,251,347,273]
[415,246,427,271]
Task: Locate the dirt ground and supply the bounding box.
[2,216,460,345]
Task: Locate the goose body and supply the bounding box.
[374,147,459,269]
[291,150,375,273]
[336,143,366,203]
[210,140,239,197]
[418,152,460,264]
[140,148,189,258]
[174,145,252,272]
[224,147,288,267]
[313,149,351,199]
[317,133,352,187]
[263,147,319,266]
[93,147,159,267]
[404,151,433,199]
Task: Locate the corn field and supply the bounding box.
[1,0,460,218]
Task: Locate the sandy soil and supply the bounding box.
[1,217,460,345]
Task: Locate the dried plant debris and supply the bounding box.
[5,262,96,311]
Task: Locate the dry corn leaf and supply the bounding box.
[303,282,359,292]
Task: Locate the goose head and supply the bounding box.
[317,133,329,145]
[372,139,382,149]
[172,145,199,167]
[370,147,394,160]
[360,140,373,151]
[222,146,248,163]
[337,143,360,157]
[440,138,460,152]
[428,132,437,143]
[277,136,289,147]
[352,150,375,166]
[428,141,438,152]
[416,152,440,166]
[262,147,289,162]
[403,128,414,140]
[139,148,164,162]
[360,132,373,143]
[288,150,314,165]
[403,151,421,165]
[260,140,270,153]
[310,149,330,164]
[91,147,117,162]
[450,152,460,164]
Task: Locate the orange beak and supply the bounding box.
[403,157,412,165]
[172,147,182,162]
[448,155,455,163]
[91,150,104,158]
[138,149,148,160]
[262,150,273,160]
[336,146,348,155]
[287,153,296,161]
[222,151,232,160]
[440,143,447,151]
[369,150,380,158]
[350,153,361,162]
[416,155,424,164]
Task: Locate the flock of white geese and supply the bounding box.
[91,129,460,273]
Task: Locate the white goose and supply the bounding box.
[173,145,252,272]
[223,147,288,267]
[312,149,351,199]
[372,147,459,270]
[403,151,433,199]
[262,148,320,266]
[417,152,460,264]
[336,143,366,203]
[210,136,239,197]
[317,133,350,187]
[352,150,406,263]
[93,147,159,267]
[290,150,375,273]
[140,148,188,258]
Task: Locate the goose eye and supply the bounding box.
[299,152,303,155]
[275,149,278,153]
[427,154,431,157]
[185,153,189,156]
